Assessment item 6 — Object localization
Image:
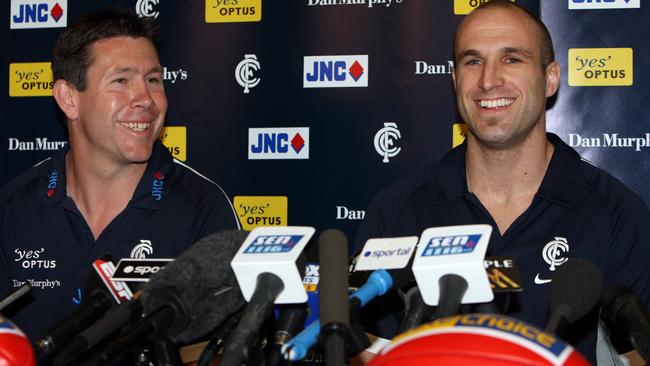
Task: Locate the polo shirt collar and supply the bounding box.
[34,140,173,210]
[431,133,590,208]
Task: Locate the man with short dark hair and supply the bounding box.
[357,1,650,363]
[0,8,239,341]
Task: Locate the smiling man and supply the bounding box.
[0,9,239,342]
[356,1,650,364]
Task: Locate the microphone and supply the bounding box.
[601,285,650,362]
[220,226,315,366]
[0,284,31,312]
[85,230,248,365]
[34,254,116,363]
[283,267,412,361]
[318,229,350,366]
[0,314,36,366]
[196,307,245,366]
[265,304,308,366]
[399,287,434,333]
[545,257,603,339]
[412,225,494,314]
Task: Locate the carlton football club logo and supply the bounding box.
[130,240,154,259]
[236,54,261,94]
[374,122,401,163]
[135,0,159,18]
[534,237,569,285]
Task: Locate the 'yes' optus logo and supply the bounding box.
[159,126,187,161]
[205,0,261,23]
[454,0,515,15]
[234,196,288,230]
[10,0,67,29]
[569,48,633,86]
[569,0,640,10]
[303,55,368,88]
[9,62,54,97]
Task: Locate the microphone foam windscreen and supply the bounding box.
[550,257,603,323]
[142,230,248,343]
[318,229,350,326]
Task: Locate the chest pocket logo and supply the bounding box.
[534,237,569,285]
[130,240,153,259]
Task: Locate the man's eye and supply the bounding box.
[465,59,482,66]
[147,77,161,83]
[113,78,127,84]
[505,57,521,64]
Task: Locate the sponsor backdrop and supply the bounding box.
[2,0,648,251]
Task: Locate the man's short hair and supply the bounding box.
[52,8,159,91]
[453,0,555,70]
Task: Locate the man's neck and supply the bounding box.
[465,130,554,234]
[65,148,148,240]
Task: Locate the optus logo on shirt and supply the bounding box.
[9,62,53,97]
[568,48,633,86]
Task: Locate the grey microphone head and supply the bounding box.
[142,230,248,343]
[550,257,603,323]
[318,229,350,327]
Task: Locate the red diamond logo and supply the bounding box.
[47,188,55,197]
[51,3,63,22]
[291,133,305,154]
[349,61,364,81]
[154,171,164,180]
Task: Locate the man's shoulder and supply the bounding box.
[372,162,439,210]
[0,158,51,205]
[165,158,230,201]
[578,157,649,214]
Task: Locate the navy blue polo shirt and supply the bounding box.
[0,141,240,341]
[355,133,650,364]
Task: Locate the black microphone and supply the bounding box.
[545,257,603,339]
[196,307,245,366]
[52,295,143,366]
[85,230,248,365]
[399,286,435,332]
[265,304,308,366]
[34,254,115,363]
[0,283,31,312]
[221,227,312,366]
[601,285,650,363]
[318,229,350,366]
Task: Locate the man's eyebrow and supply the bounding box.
[107,66,162,75]
[456,49,481,60]
[456,47,533,60]
[501,47,533,59]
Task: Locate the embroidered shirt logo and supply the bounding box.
[46,170,59,197]
[130,240,153,259]
[151,171,164,201]
[534,237,569,285]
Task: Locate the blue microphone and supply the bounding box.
[282,268,403,361]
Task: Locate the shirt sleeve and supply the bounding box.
[604,192,650,308]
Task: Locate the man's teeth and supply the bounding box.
[479,99,514,108]
[123,122,150,132]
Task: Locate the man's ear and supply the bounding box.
[545,61,560,98]
[52,79,79,122]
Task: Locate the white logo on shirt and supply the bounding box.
[534,237,569,285]
[130,240,153,259]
